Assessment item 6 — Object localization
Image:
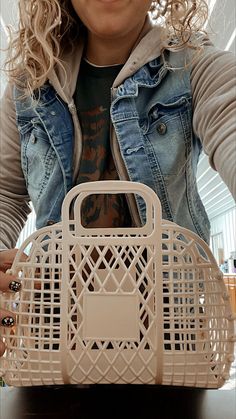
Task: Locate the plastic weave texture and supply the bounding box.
[0,181,235,387]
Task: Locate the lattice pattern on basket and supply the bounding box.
[0,181,235,388]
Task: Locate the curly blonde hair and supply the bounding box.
[4,0,208,95]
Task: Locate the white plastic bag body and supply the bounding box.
[0,181,234,387]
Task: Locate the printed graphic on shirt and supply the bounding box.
[78,105,111,184]
[74,59,132,228]
[77,104,131,228]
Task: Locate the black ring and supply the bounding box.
[9,281,21,293]
[1,317,15,327]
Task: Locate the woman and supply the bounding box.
[0,0,235,356]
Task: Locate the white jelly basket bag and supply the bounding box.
[0,181,235,387]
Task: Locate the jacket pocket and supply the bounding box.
[19,120,57,204]
[145,95,192,176]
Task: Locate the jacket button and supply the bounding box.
[31,135,37,144]
[156,122,167,135]
[46,220,55,226]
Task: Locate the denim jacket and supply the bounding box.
[14,48,210,243]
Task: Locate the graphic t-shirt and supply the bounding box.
[74,59,132,228]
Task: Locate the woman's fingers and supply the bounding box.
[0,268,41,292]
[0,340,6,357]
[0,249,28,273]
[0,250,23,358]
[0,270,21,293]
[0,249,18,272]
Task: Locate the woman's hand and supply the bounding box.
[0,249,24,357]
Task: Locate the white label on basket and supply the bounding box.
[83,293,139,341]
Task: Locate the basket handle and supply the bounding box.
[61,180,162,236]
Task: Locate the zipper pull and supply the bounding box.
[110,87,117,102]
[68,100,77,114]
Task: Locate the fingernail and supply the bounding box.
[9,281,21,293]
[1,317,15,327]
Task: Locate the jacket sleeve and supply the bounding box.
[0,83,31,250]
[191,45,236,200]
